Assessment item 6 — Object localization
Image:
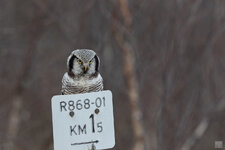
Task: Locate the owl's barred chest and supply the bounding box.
[69,76,100,89]
[62,73,103,94]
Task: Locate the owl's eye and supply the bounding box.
[77,59,82,64]
[89,60,93,64]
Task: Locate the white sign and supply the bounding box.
[51,90,115,150]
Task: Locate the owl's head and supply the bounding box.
[67,49,100,77]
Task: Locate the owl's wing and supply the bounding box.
[89,74,103,92]
[61,72,75,95]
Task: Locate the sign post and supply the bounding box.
[51,90,115,150]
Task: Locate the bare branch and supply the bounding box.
[181,96,225,150]
[181,118,209,150]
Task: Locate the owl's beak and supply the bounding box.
[84,66,88,71]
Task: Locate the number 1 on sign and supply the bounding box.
[89,114,103,133]
[89,114,95,133]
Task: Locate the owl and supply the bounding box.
[61,49,103,95]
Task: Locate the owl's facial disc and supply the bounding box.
[76,59,88,74]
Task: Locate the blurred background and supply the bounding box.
[1,0,225,150]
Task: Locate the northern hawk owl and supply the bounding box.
[61,49,103,95]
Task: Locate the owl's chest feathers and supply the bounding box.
[62,72,103,94]
[76,77,90,87]
[66,73,101,88]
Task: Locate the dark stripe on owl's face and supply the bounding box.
[94,55,100,72]
[68,55,75,72]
